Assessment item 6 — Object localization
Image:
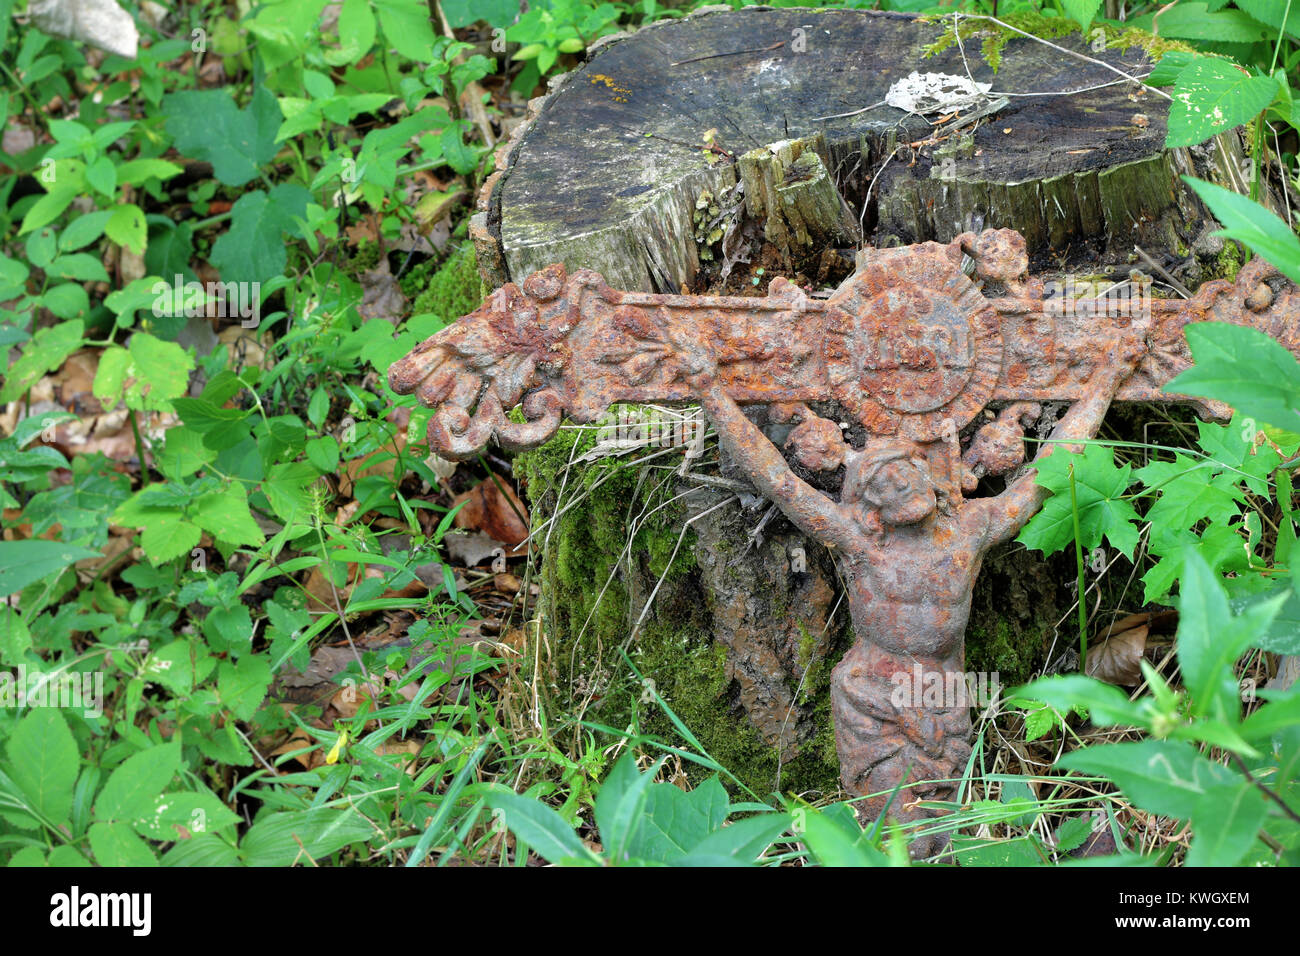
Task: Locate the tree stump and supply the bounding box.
[486,7,1258,795]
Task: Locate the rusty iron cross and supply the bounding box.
[389,229,1299,852]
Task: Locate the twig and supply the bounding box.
[1229,751,1300,827]
[953,13,1172,102]
[1134,245,1193,298]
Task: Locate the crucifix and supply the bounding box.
[389,228,1298,852]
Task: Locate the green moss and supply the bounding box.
[1216,240,1243,282]
[348,241,383,273]
[517,418,843,798]
[410,244,484,323]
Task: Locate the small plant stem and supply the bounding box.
[129,408,150,487]
[1068,462,1088,671]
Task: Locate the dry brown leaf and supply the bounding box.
[452,473,529,553]
[357,258,408,321]
[1085,623,1148,686]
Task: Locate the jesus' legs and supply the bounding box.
[830,640,973,856]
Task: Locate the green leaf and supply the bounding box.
[1010,676,1147,728]
[0,539,100,595]
[594,753,664,863]
[1166,322,1300,434]
[162,86,282,186]
[1145,3,1269,42]
[209,183,311,284]
[1187,782,1268,866]
[45,253,110,282]
[114,158,184,186]
[92,333,194,413]
[0,320,84,403]
[140,515,202,564]
[88,821,158,866]
[95,742,181,823]
[305,435,339,472]
[6,709,79,825]
[1241,687,1300,740]
[1054,815,1093,854]
[217,656,272,720]
[192,483,265,548]
[1135,456,1243,532]
[796,805,889,867]
[373,0,438,61]
[678,813,790,865]
[1166,59,1277,148]
[40,282,90,320]
[332,0,377,64]
[85,155,116,198]
[1058,739,1232,819]
[143,640,197,695]
[163,833,241,866]
[105,203,147,255]
[1017,443,1141,559]
[481,789,598,865]
[239,808,376,866]
[1060,0,1102,31]
[1183,177,1300,285]
[1176,549,1286,723]
[439,122,479,175]
[626,775,729,863]
[135,790,240,840]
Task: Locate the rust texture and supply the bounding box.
[389,229,1300,852]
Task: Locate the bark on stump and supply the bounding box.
[487,7,1260,794]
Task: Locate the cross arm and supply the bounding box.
[978,338,1146,548]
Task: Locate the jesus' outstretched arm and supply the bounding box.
[698,385,862,553]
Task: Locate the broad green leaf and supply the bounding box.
[594,753,664,863]
[1166,58,1277,148]
[1009,675,1147,728]
[796,806,889,867]
[678,813,791,865]
[239,808,379,866]
[95,742,181,822]
[1176,549,1286,722]
[114,158,184,186]
[481,789,598,866]
[162,833,241,866]
[217,656,272,720]
[92,333,194,413]
[192,483,265,547]
[162,86,282,186]
[88,821,158,866]
[105,203,147,255]
[1060,0,1102,31]
[1058,739,1232,819]
[1145,3,1269,43]
[135,789,240,840]
[1017,443,1141,559]
[332,0,376,64]
[626,775,729,863]
[6,709,79,825]
[140,515,202,564]
[0,320,84,403]
[1183,177,1300,285]
[1166,322,1300,434]
[46,253,109,282]
[0,539,100,596]
[373,0,438,62]
[1187,782,1268,866]
[209,183,311,284]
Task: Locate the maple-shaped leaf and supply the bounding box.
[1017,443,1141,559]
[1193,417,1282,496]
[1135,454,1244,532]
